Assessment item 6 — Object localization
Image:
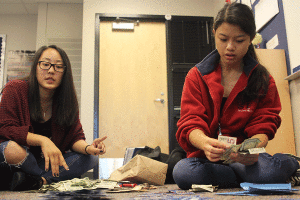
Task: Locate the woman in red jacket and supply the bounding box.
[173,3,299,189]
[0,45,107,191]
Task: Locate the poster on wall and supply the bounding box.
[0,34,6,90]
[6,50,35,82]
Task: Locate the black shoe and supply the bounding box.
[287,169,300,187]
[165,147,186,184]
[0,165,14,190]
[9,172,43,191]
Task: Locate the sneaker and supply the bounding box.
[287,169,300,186]
[9,171,43,191]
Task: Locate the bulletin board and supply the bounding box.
[252,0,291,75]
[0,34,6,89]
[239,0,291,75]
[254,0,279,32]
[5,50,35,81]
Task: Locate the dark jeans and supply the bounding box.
[172,153,299,189]
[0,141,98,184]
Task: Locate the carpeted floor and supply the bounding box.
[1,184,300,200]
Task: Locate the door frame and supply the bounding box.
[94,13,168,178]
[94,13,168,142]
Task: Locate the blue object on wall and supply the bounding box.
[293,65,300,74]
[252,0,291,75]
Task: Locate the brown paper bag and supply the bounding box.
[108,155,168,186]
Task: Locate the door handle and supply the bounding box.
[154,98,165,103]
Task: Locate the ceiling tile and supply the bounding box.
[0,0,83,14]
[0,3,27,14]
[62,0,83,3]
[22,0,62,3]
[20,0,38,3]
[22,0,83,3]
[37,0,63,2]
[0,0,22,3]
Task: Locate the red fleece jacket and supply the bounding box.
[0,80,85,153]
[177,50,281,159]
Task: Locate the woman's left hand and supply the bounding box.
[229,152,259,166]
[229,134,267,165]
[86,136,107,155]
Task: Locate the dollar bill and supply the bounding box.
[189,184,218,192]
[221,138,261,164]
[248,147,266,154]
[35,178,118,193]
[220,144,241,160]
[239,138,261,152]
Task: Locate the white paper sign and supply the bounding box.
[266,34,279,49]
[255,0,279,32]
[112,22,134,30]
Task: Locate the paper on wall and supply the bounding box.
[266,34,279,49]
[241,0,252,8]
[255,0,279,32]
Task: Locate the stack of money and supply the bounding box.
[36,178,118,193]
[221,138,263,164]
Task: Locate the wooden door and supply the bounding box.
[99,21,169,158]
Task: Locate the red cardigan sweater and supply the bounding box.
[177,50,282,159]
[0,80,86,153]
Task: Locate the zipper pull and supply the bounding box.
[219,123,222,136]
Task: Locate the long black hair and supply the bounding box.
[214,3,270,105]
[27,45,78,127]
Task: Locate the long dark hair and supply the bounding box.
[27,45,78,127]
[214,3,270,104]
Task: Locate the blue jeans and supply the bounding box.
[0,141,98,184]
[173,153,299,189]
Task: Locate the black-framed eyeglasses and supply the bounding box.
[38,61,66,73]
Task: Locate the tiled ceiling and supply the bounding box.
[0,0,83,15]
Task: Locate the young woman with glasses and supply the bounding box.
[0,45,107,191]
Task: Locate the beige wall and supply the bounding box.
[282,0,300,155]
[36,3,83,111]
[82,0,225,143]
[0,14,37,51]
[0,14,37,91]
[36,3,83,48]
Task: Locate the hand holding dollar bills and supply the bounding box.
[220,138,265,164]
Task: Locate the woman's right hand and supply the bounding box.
[202,137,230,162]
[189,129,230,162]
[40,138,69,177]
